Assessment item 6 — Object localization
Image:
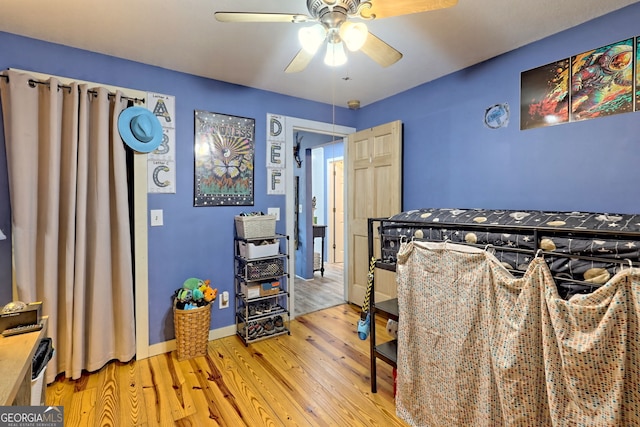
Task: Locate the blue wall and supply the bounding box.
[358,3,640,215]
[2,2,640,343]
[0,31,354,344]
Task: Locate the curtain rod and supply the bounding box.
[0,73,145,104]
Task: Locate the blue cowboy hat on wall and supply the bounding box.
[118,106,163,153]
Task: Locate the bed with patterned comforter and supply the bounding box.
[378,208,640,299]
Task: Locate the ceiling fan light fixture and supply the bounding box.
[339,21,368,51]
[324,40,347,67]
[299,24,327,54]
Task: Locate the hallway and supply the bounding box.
[294,262,345,317]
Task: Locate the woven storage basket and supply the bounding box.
[235,215,276,239]
[173,301,211,361]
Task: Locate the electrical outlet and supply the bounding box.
[219,291,229,309]
[267,207,280,220]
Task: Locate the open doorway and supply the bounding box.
[281,116,355,319]
[293,139,345,317]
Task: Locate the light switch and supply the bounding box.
[150,209,163,226]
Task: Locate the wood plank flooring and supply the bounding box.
[46,303,406,427]
[294,262,345,317]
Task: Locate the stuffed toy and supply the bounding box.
[174,277,217,309]
[192,288,204,301]
[176,288,192,303]
[174,288,193,310]
[203,286,217,303]
[198,279,218,303]
[183,277,204,291]
[181,277,206,305]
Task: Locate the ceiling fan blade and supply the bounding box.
[285,49,316,73]
[214,12,312,23]
[361,0,457,19]
[359,32,402,68]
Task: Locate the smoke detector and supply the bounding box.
[347,99,360,110]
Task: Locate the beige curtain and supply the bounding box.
[0,70,136,382]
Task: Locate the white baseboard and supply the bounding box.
[145,324,237,359]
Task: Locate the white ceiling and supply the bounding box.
[0,0,637,108]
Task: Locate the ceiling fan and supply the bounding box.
[215,0,457,73]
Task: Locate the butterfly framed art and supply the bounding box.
[194,111,255,206]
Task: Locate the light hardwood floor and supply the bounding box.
[45,303,405,427]
[294,262,345,317]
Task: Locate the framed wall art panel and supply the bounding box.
[569,38,633,122]
[520,59,570,130]
[194,110,255,206]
